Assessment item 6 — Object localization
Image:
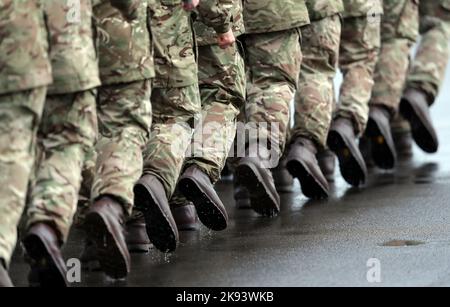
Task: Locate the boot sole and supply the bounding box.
[328,131,366,187]
[286,159,328,199]
[134,184,178,253]
[400,99,438,153]
[235,163,280,217]
[179,178,228,231]
[84,212,130,279]
[23,235,67,287]
[366,118,396,170]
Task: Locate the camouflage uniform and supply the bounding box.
[380,0,450,134]
[90,0,154,216]
[142,0,203,198]
[0,1,52,267]
[184,0,246,183]
[143,0,201,197]
[26,0,100,243]
[242,0,310,162]
[170,0,246,207]
[292,0,344,148]
[335,0,382,135]
[370,0,419,115]
[406,1,450,105]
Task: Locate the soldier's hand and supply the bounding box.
[217,29,235,49]
[182,0,200,11]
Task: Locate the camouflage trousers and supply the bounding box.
[370,1,450,132]
[0,87,47,267]
[292,15,342,149]
[91,80,152,215]
[171,42,246,207]
[142,84,201,198]
[26,90,97,244]
[370,0,420,113]
[243,28,303,163]
[406,1,450,104]
[336,14,381,136]
[184,43,246,183]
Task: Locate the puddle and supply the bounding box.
[380,240,426,247]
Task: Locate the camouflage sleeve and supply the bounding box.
[109,0,140,20]
[197,0,232,34]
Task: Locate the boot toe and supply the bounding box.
[134,176,179,253]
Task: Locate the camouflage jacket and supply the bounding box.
[343,0,383,18]
[0,0,52,95]
[152,0,197,88]
[306,0,344,21]
[44,0,101,94]
[242,0,310,34]
[381,0,417,42]
[94,0,155,85]
[195,0,245,46]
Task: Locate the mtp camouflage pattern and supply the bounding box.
[185,43,246,184]
[335,1,382,135]
[0,88,47,267]
[194,0,244,46]
[27,90,98,243]
[242,0,310,34]
[370,0,420,113]
[305,0,344,21]
[293,14,342,149]
[0,1,51,267]
[243,28,303,162]
[152,0,197,88]
[143,84,202,198]
[89,1,154,215]
[94,0,155,85]
[406,0,450,104]
[43,0,100,94]
[0,0,52,96]
[92,81,152,215]
[25,1,99,243]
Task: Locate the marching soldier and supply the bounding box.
[0,0,52,287]
[326,0,382,185]
[234,0,310,216]
[170,0,245,231]
[399,1,450,155]
[287,0,344,199]
[134,0,232,252]
[21,0,101,287]
[366,0,419,169]
[83,0,154,279]
[21,0,140,286]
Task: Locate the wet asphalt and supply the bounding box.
[9,69,450,288]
